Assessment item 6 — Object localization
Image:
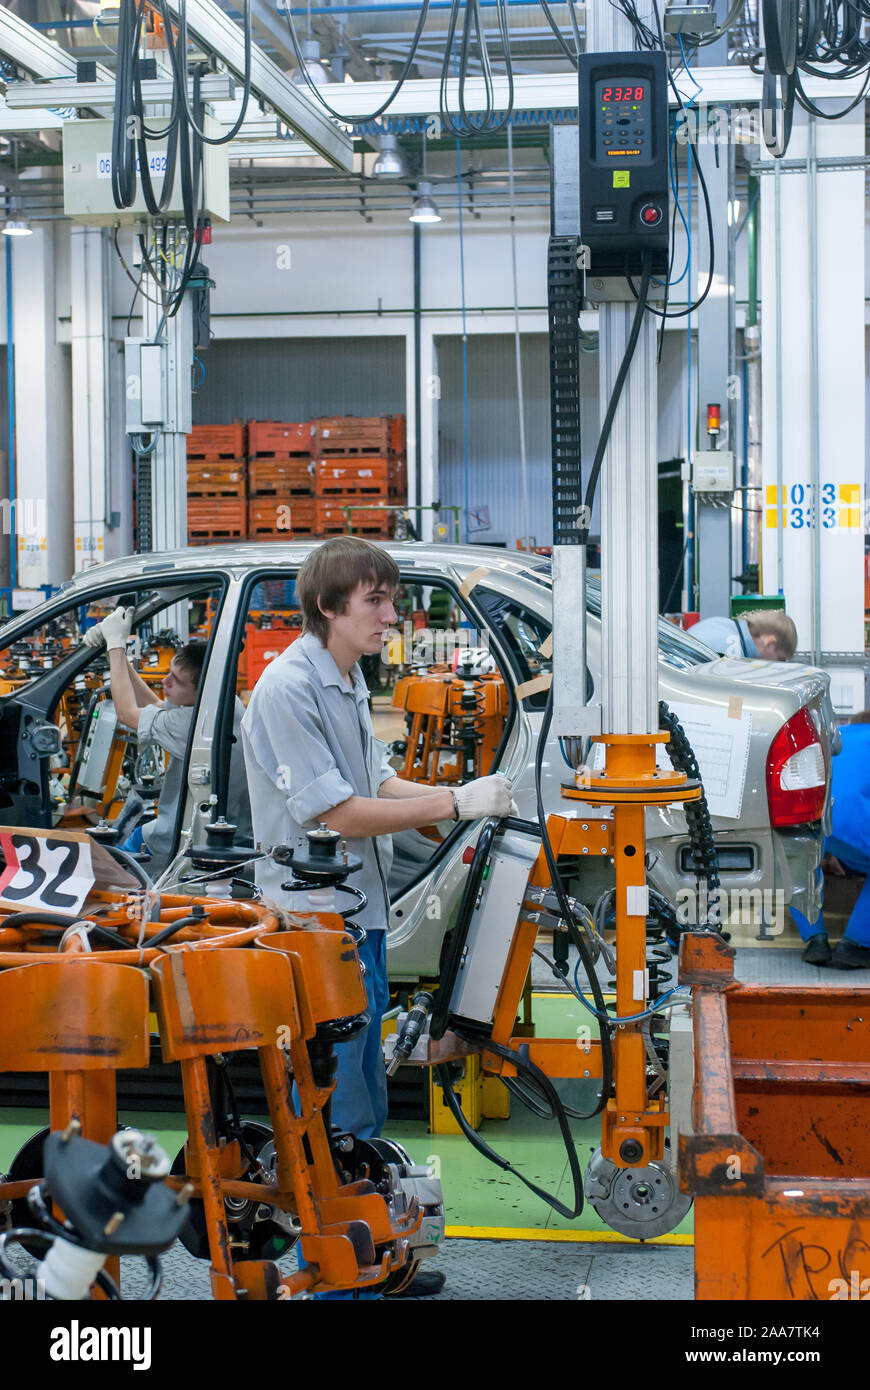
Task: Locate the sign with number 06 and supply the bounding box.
[0,831,95,916]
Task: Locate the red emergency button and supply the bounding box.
[640,202,662,226]
[462,846,475,864]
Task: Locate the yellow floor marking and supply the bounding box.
[444,1224,693,1246]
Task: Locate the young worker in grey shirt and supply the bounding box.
[241,538,515,1292]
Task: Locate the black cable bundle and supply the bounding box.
[658,700,721,925]
[111,0,180,215]
[439,0,515,138]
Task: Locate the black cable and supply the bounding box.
[111,0,141,212]
[658,701,720,922]
[535,685,613,1114]
[146,910,204,950]
[436,1033,585,1219]
[168,0,254,145]
[794,62,870,115]
[661,535,689,612]
[282,0,431,124]
[539,0,579,67]
[620,2,717,320]
[580,256,652,544]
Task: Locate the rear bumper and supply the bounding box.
[648,824,825,931]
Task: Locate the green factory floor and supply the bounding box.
[0,993,692,1248]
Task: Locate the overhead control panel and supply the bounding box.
[577,51,670,277]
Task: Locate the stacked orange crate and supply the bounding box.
[187,422,247,543]
[247,420,316,539]
[312,416,406,537]
[387,415,408,504]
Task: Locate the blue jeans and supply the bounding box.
[331,927,390,1141]
[791,835,870,948]
[120,826,145,854]
[298,927,390,1298]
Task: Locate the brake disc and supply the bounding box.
[584,1146,692,1240]
[170,1121,299,1263]
[339,1135,446,1295]
[6,1127,52,1255]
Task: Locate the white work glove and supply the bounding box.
[82,606,133,652]
[453,774,518,821]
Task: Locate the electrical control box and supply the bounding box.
[125,340,165,434]
[77,700,120,799]
[577,50,670,277]
[692,450,735,494]
[62,117,230,227]
[444,835,539,1035]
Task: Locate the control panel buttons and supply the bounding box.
[639,202,663,226]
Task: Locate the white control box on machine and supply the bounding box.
[77,700,120,800]
[449,835,539,1030]
[62,117,230,226]
[692,450,734,494]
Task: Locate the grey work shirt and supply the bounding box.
[240,631,396,929]
[137,696,253,867]
[689,616,759,659]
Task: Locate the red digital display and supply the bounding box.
[601,85,645,102]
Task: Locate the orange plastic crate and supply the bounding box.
[187,498,247,540]
[244,624,301,686]
[389,415,407,457]
[313,416,392,458]
[314,458,390,497]
[187,422,246,460]
[248,420,314,458]
[388,458,407,501]
[248,457,313,496]
[314,498,394,536]
[187,461,247,498]
[248,497,316,537]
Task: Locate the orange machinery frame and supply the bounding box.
[426,729,701,1171]
[393,670,507,786]
[0,892,420,1300]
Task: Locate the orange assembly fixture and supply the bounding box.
[679,931,870,1300]
[393,669,507,784]
[0,862,420,1301]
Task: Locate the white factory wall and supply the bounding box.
[191,336,407,423]
[436,330,688,549]
[198,212,549,323]
[0,161,864,577]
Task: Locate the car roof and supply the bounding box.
[55,541,551,594]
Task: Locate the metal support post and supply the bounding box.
[142,227,193,638]
[587,0,660,738]
[693,2,735,617]
[70,226,111,572]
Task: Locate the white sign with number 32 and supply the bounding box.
[0,832,95,916]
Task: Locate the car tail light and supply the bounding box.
[766,707,827,827]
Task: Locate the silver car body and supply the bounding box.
[0,541,836,981]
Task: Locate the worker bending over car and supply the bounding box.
[690,607,797,662]
[84,607,251,876]
[241,538,515,1297]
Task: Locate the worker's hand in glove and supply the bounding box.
[82,606,134,652]
[452,774,518,821]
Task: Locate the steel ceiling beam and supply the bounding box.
[0,6,113,82]
[160,0,353,169]
[4,73,237,109]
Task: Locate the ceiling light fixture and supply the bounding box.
[373,133,408,179]
[409,181,441,225]
[291,38,332,86]
[2,197,32,237]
